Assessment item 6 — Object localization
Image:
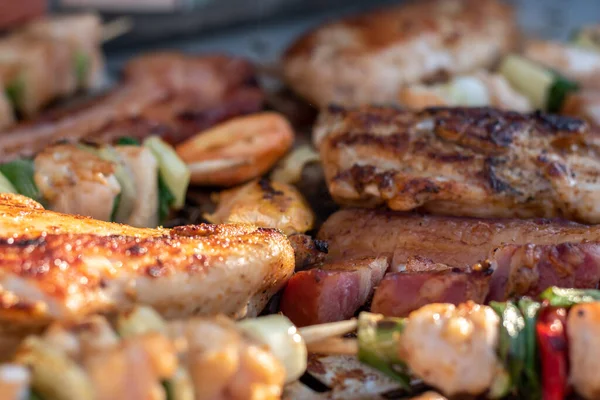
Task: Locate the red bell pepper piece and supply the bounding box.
[536,306,569,400]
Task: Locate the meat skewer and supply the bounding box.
[0,53,264,162]
[0,13,133,131]
[0,135,190,227]
[4,286,600,399]
[0,13,107,125]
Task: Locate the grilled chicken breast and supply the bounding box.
[283,0,517,108]
[315,105,600,223]
[0,193,294,357]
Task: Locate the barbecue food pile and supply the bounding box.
[0,13,105,128]
[2,0,600,399]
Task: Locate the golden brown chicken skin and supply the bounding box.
[204,178,315,235]
[0,194,294,358]
[315,105,600,223]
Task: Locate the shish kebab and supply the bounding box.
[0,13,112,128]
[0,135,190,227]
[2,286,600,400]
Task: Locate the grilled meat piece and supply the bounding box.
[400,302,500,396]
[486,242,600,302]
[318,208,597,268]
[370,258,492,317]
[33,143,122,222]
[288,234,328,271]
[0,83,166,161]
[0,193,294,356]
[315,105,600,223]
[204,179,315,235]
[20,13,105,91]
[279,256,389,326]
[283,0,517,108]
[0,53,263,161]
[370,242,600,316]
[316,208,600,317]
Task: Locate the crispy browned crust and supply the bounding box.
[283,0,518,107]
[315,105,600,223]
[0,194,294,324]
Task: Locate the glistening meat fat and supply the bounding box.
[314,105,600,223]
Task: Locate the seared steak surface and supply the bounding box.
[315,105,600,223]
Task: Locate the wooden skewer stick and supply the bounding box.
[305,337,358,355]
[298,319,358,345]
[102,17,133,43]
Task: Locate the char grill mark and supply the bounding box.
[315,105,600,222]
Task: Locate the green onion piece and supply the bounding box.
[116,137,141,146]
[518,298,542,400]
[0,159,44,204]
[489,301,526,396]
[0,171,17,193]
[144,136,190,210]
[110,193,121,222]
[540,287,600,307]
[158,174,175,225]
[5,74,25,113]
[488,368,511,399]
[74,51,90,88]
[547,74,580,113]
[162,380,173,400]
[357,312,411,390]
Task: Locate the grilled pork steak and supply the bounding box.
[318,208,598,268]
[312,208,600,318]
[315,105,600,223]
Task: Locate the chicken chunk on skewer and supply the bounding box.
[400,302,501,396]
[33,143,121,222]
